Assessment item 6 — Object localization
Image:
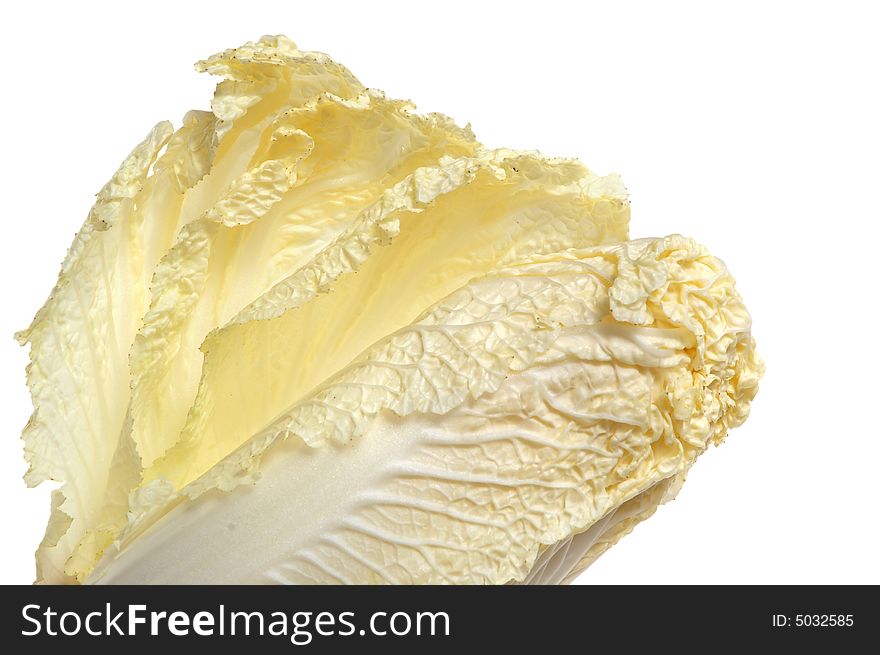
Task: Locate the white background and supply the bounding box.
[1,1,877,585]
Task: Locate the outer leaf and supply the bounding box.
[91,236,761,584]
[17,123,173,583]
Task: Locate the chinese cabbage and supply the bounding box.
[16,36,761,585]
